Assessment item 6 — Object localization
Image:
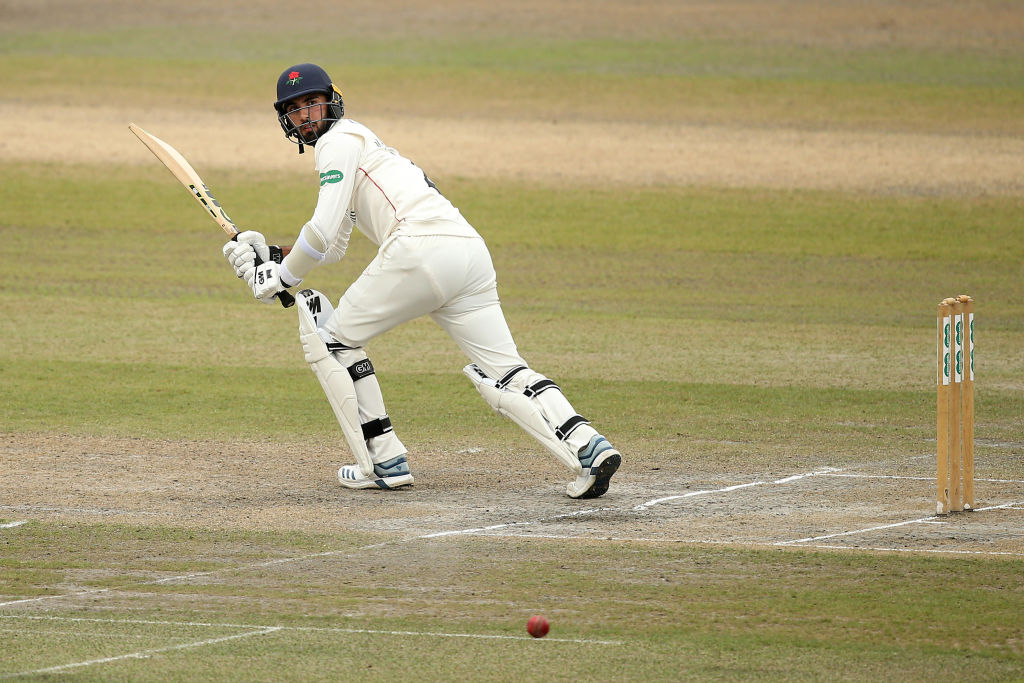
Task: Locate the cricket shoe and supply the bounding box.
[566,435,621,499]
[337,455,414,490]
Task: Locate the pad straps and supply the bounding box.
[496,365,529,389]
[362,416,393,440]
[342,357,393,441]
[495,365,587,440]
[555,414,590,441]
[524,379,559,398]
[347,359,375,381]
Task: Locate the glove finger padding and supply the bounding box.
[240,262,257,287]
[235,230,270,264]
[223,240,257,279]
[224,240,252,261]
[235,230,265,245]
[229,248,256,276]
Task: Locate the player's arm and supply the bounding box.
[278,133,361,283]
[237,135,359,303]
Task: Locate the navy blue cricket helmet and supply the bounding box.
[273,63,344,152]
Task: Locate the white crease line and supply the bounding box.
[972,501,1024,513]
[548,508,614,519]
[0,541,397,606]
[421,522,533,538]
[778,501,1024,545]
[0,505,156,516]
[827,474,936,481]
[635,481,765,510]
[804,544,1024,556]
[418,509,613,538]
[635,466,1024,513]
[772,468,843,484]
[823,473,1024,484]
[0,627,149,639]
[779,517,940,544]
[148,539,395,585]
[635,467,843,510]
[0,520,27,529]
[3,627,280,677]
[0,589,111,609]
[438,532,1024,557]
[0,615,621,646]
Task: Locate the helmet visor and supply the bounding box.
[278,96,341,146]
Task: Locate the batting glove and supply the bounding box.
[222,230,285,282]
[250,260,303,305]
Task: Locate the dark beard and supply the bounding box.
[298,120,322,143]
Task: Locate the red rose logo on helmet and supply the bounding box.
[287,71,302,86]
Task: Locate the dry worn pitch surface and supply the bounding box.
[4,434,1023,558]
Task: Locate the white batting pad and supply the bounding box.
[463,364,582,474]
[297,289,374,477]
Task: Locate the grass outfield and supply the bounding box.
[2,1,1024,680]
[3,523,1024,681]
[3,167,1022,451]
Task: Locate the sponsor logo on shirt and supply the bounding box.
[319,170,344,187]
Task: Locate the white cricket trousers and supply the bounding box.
[322,232,597,453]
[324,233,521,379]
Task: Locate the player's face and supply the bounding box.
[284,93,330,141]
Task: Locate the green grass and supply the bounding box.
[6,28,1022,84]
[3,165,1022,327]
[1,164,1021,469]
[2,30,1022,133]
[3,521,1023,681]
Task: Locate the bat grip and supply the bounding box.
[277,288,297,309]
[233,235,296,309]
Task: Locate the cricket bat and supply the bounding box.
[128,123,295,308]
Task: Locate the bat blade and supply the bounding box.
[128,123,239,237]
[129,123,294,308]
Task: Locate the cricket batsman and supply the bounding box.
[223,63,621,498]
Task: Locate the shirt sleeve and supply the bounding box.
[280,131,362,282]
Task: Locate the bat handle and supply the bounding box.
[233,234,296,309]
[277,289,296,308]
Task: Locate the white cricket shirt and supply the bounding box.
[282,119,479,282]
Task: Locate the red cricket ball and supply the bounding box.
[527,615,549,638]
